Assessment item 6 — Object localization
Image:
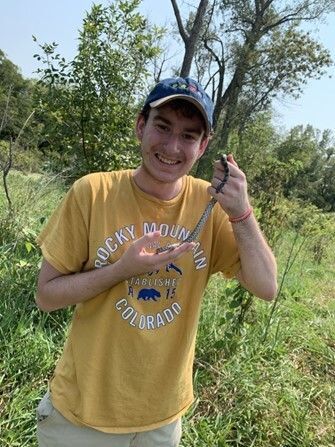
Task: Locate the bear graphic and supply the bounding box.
[137,288,161,301]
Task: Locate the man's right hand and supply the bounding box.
[117,231,194,278]
[36,232,194,312]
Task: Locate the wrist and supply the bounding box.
[229,206,253,223]
[108,258,132,284]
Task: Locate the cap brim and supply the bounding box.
[149,94,210,135]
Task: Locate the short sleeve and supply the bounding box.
[209,205,241,279]
[36,179,89,274]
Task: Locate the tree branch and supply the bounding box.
[1,110,35,211]
[170,0,189,43]
[203,38,224,71]
[0,86,12,135]
[190,0,210,39]
[2,138,13,210]
[263,3,329,33]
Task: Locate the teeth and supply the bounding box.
[157,154,179,165]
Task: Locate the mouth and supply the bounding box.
[155,153,181,166]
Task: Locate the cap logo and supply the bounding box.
[144,77,214,134]
[171,82,188,89]
[170,81,202,98]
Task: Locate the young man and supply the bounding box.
[35,77,277,446]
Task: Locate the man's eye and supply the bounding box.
[156,124,169,132]
[183,133,196,141]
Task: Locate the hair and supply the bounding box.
[140,98,208,135]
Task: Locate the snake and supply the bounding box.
[156,154,230,254]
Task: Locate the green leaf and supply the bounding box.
[25,242,33,254]
[229,300,242,309]
[225,311,235,321]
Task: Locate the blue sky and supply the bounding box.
[1,0,334,133]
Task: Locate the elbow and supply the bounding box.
[257,281,278,301]
[35,297,51,313]
[236,269,277,301]
[244,276,278,301]
[35,290,56,313]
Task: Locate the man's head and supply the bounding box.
[134,78,213,194]
[141,77,214,136]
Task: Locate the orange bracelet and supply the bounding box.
[229,207,253,223]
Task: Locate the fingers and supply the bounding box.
[227,153,238,167]
[119,232,194,279]
[210,153,249,206]
[148,240,194,275]
[215,156,238,173]
[133,231,194,262]
[155,241,195,260]
[135,232,193,254]
[132,230,161,251]
[210,169,246,196]
[213,154,244,184]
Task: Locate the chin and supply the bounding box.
[146,163,183,182]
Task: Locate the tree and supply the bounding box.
[171,0,210,77]
[34,0,162,176]
[229,115,335,212]
[170,1,334,179]
[0,50,35,142]
[276,125,335,211]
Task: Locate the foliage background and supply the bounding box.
[0,1,335,446]
[0,171,334,446]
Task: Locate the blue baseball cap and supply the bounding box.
[144,77,214,135]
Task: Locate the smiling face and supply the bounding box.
[134,102,209,199]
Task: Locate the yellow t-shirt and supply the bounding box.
[37,170,240,433]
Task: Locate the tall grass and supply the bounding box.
[0,171,334,446]
[0,171,70,446]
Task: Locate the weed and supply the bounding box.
[1,172,334,446]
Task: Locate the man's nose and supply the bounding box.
[163,133,180,152]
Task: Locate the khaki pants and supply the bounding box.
[37,391,182,447]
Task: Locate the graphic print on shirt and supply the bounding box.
[166,263,183,275]
[94,222,208,331]
[137,288,161,301]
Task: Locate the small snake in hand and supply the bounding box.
[156,154,230,254]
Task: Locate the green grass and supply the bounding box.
[181,279,335,446]
[180,233,335,446]
[0,171,70,446]
[1,171,334,446]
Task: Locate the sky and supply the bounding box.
[1,0,335,134]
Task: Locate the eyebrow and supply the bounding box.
[153,115,203,135]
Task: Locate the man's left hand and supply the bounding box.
[208,153,250,218]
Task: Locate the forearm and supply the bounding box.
[209,154,277,299]
[36,232,195,312]
[232,213,277,300]
[36,260,129,312]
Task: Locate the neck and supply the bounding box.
[132,167,183,200]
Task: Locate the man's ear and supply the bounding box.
[136,115,145,141]
[197,136,210,159]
